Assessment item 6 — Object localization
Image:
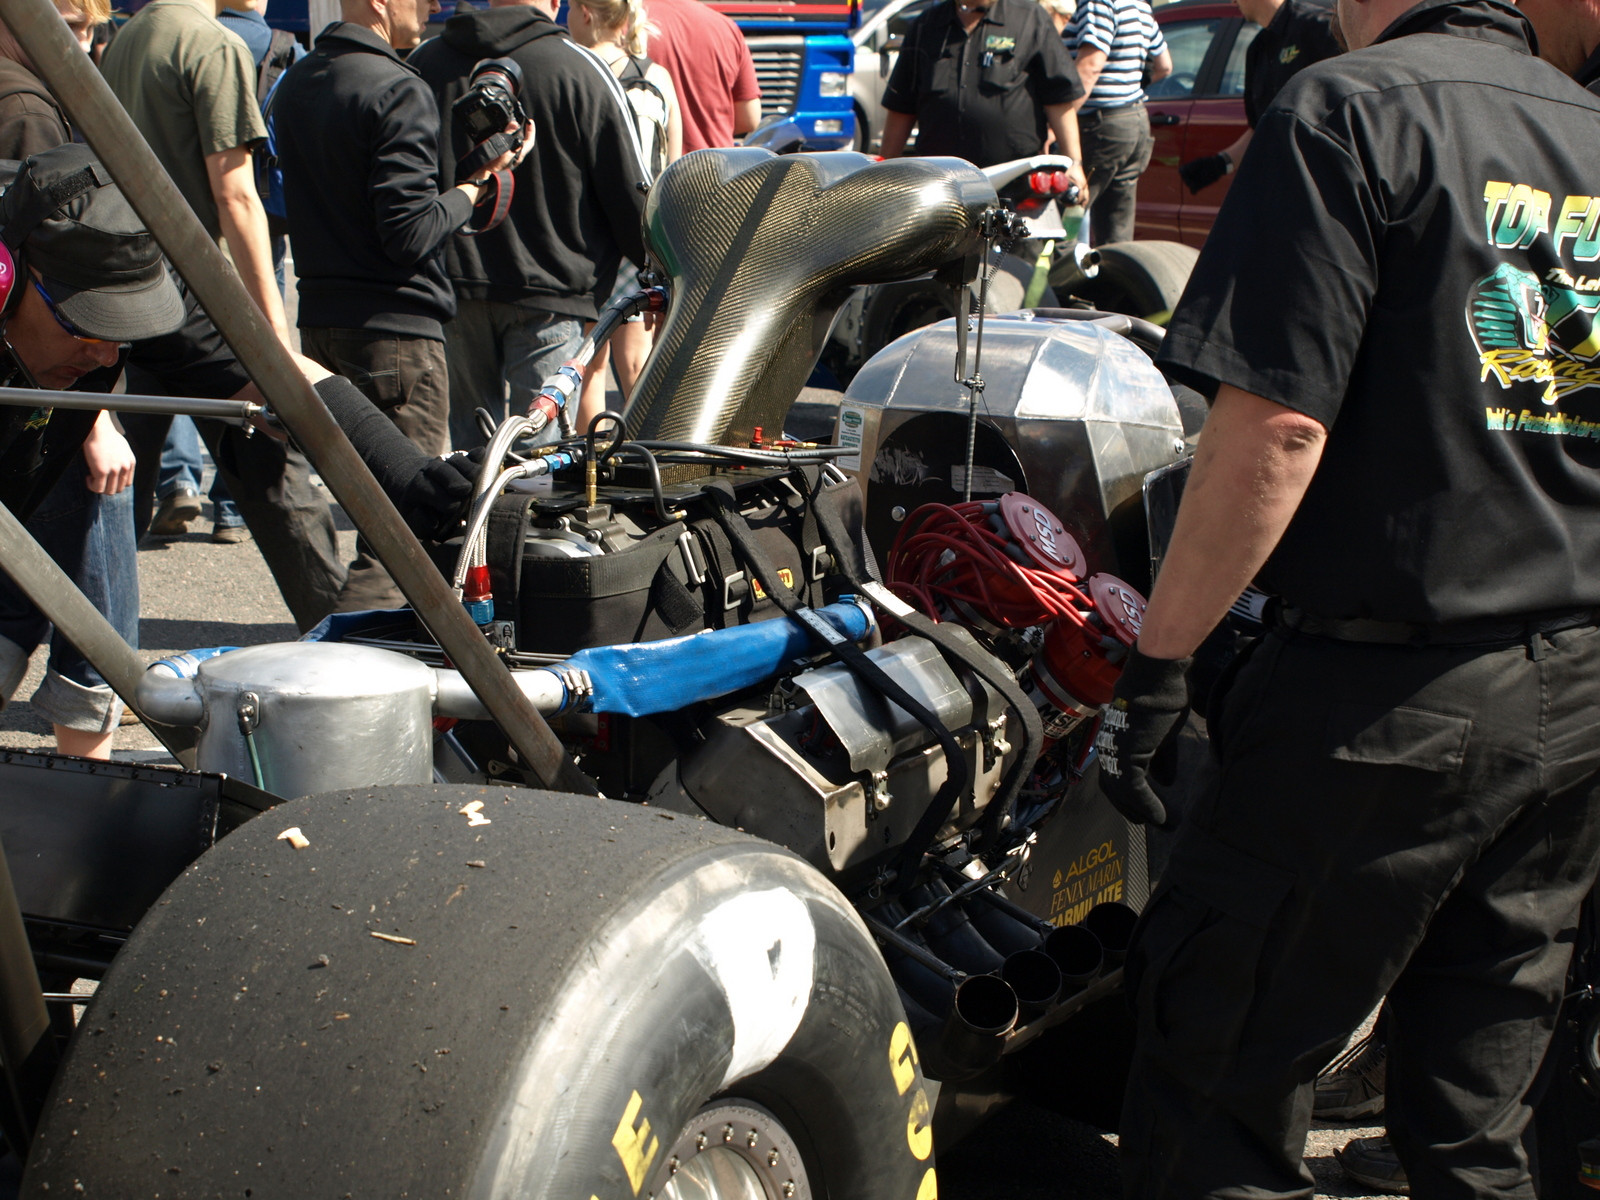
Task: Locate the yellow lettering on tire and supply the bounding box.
[889,1020,919,1096]
[916,1166,939,1199]
[906,1087,933,1161]
[610,1090,660,1196]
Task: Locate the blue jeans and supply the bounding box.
[0,463,139,732]
[160,416,241,525]
[444,299,583,449]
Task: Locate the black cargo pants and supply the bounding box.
[1119,623,1600,1200]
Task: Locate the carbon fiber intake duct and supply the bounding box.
[625,149,997,446]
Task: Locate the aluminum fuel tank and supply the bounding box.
[188,643,436,799]
[834,313,1187,592]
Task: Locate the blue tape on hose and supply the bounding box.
[148,646,239,678]
[564,601,874,717]
[299,607,413,643]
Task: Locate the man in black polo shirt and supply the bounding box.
[1092,0,1600,1195]
[878,0,1088,199]
[1177,0,1339,193]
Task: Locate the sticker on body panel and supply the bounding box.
[687,887,817,1088]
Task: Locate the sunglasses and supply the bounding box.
[32,278,117,346]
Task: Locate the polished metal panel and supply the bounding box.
[838,314,1186,589]
[677,705,1008,881]
[792,637,973,774]
[190,644,436,799]
[627,150,996,447]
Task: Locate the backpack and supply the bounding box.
[618,55,669,180]
[253,30,303,233]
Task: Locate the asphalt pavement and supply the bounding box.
[0,390,1391,1199]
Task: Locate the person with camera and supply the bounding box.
[270,0,528,612]
[410,0,649,449]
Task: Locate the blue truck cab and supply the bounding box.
[709,0,857,150]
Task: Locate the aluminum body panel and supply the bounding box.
[190,644,436,799]
[679,705,1009,880]
[627,150,995,447]
[792,636,972,773]
[838,315,1185,589]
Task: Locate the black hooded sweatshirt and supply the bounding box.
[410,8,650,320]
[273,23,472,338]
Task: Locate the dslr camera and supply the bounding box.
[452,57,528,174]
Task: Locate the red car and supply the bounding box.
[1134,0,1258,246]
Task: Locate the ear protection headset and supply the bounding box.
[0,156,114,326]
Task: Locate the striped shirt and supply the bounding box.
[1066,0,1167,110]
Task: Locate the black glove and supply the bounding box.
[1094,648,1192,826]
[1178,153,1231,195]
[397,452,477,542]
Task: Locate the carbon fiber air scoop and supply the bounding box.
[624,149,997,446]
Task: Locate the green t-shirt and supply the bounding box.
[101,0,266,239]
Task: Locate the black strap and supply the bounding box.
[485,494,537,616]
[457,129,518,180]
[461,169,515,236]
[651,559,704,635]
[805,471,1043,858]
[704,480,970,890]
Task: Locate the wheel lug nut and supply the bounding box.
[722,1123,734,1143]
[782,1182,796,1198]
[695,1133,708,1150]
[747,1130,758,1148]
[767,1150,780,1167]
[667,1156,679,1175]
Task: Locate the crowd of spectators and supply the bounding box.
[0,0,755,758]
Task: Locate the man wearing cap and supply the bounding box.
[0,145,479,756]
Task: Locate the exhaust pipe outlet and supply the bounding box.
[1083,901,1139,967]
[1043,924,1104,994]
[937,974,1019,1080]
[1047,242,1102,294]
[1001,949,1062,1021]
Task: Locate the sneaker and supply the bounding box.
[210,521,252,545]
[1315,1033,1387,1121]
[149,486,201,537]
[1335,1136,1409,1194]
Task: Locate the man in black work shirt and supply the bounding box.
[1177,0,1339,192]
[879,0,1088,198]
[1092,0,1600,1196]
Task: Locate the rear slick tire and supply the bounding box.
[25,786,937,1200]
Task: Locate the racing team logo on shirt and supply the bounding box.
[1279,45,1301,64]
[1469,181,1600,435]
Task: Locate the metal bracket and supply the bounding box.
[236,692,261,737]
[722,571,749,612]
[870,769,891,813]
[809,544,832,582]
[984,714,1011,767]
[678,529,706,587]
